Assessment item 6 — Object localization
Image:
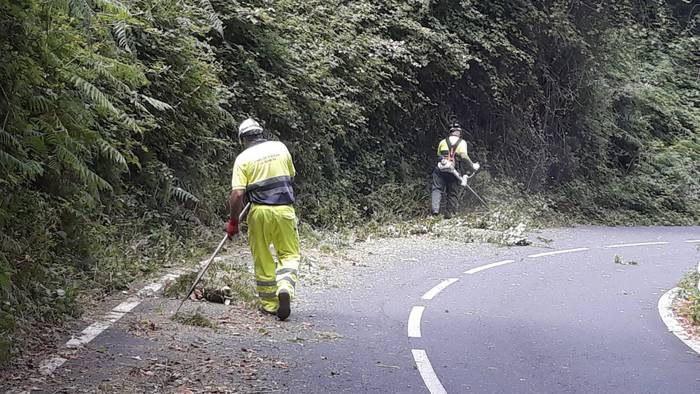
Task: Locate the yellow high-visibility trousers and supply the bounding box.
[247,204,300,313]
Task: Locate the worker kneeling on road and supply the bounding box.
[227,118,300,321]
[431,122,479,218]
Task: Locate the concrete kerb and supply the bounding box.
[657,260,700,357]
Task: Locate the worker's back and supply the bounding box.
[231,140,296,205]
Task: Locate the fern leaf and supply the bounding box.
[28,96,53,113]
[55,145,112,190]
[93,0,128,14]
[90,60,131,92]
[67,0,94,21]
[198,0,224,36]
[0,128,22,150]
[113,21,132,53]
[97,139,128,170]
[19,160,44,179]
[70,75,118,114]
[140,94,173,111]
[171,186,200,204]
[119,113,141,133]
[0,234,21,255]
[0,149,42,181]
[0,150,24,171]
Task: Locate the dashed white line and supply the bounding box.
[422,278,459,300]
[685,239,700,243]
[408,306,425,338]
[605,241,669,248]
[412,349,448,394]
[465,260,515,275]
[658,288,700,355]
[527,248,589,258]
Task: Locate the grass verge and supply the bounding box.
[676,268,700,325]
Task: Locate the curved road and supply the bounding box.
[278,226,700,393]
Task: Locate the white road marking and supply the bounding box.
[412,349,448,394]
[465,260,515,275]
[685,239,700,243]
[605,241,669,248]
[527,248,589,258]
[37,264,196,375]
[66,311,126,348]
[138,271,182,297]
[408,306,425,338]
[657,288,700,355]
[39,356,68,376]
[113,297,141,313]
[422,278,459,300]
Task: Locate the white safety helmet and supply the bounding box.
[238,118,263,139]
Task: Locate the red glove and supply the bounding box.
[226,218,239,239]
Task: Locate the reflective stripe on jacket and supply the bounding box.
[231,140,296,205]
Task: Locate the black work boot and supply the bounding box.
[277,290,291,321]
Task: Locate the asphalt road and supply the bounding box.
[274,226,700,393]
[20,226,700,393]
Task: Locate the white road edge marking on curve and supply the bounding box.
[604,241,670,248]
[412,349,448,394]
[527,248,589,258]
[422,278,459,300]
[465,260,515,275]
[408,306,425,338]
[685,239,700,243]
[657,287,700,355]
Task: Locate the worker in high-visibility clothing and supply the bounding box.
[431,122,479,218]
[227,118,300,321]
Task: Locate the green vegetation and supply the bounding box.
[1,0,698,363]
[677,269,700,326]
[172,308,218,329]
[164,260,258,306]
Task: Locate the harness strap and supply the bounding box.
[445,137,462,161]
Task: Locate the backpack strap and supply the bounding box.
[445,137,462,160]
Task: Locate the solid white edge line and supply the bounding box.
[657,287,700,355]
[685,240,700,243]
[422,278,459,300]
[605,241,670,248]
[465,260,515,275]
[527,248,589,258]
[113,298,141,313]
[65,312,126,348]
[412,349,448,394]
[408,306,425,338]
[40,266,193,374]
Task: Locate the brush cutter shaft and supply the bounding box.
[175,203,250,314]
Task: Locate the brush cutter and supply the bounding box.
[174,203,251,315]
[461,168,489,209]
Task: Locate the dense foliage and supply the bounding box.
[1,0,698,362]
